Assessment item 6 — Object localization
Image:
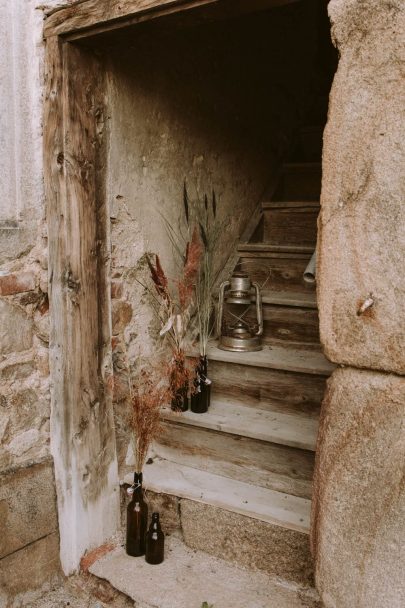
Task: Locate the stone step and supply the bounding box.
[155,417,314,499]
[261,200,319,247]
[89,535,318,606]
[274,162,322,201]
[161,398,318,451]
[135,458,311,533]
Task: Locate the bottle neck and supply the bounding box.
[151,513,160,529]
[133,471,143,486]
[131,472,143,498]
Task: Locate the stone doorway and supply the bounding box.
[44,0,337,575]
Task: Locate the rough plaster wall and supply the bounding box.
[313,1,405,606]
[0,0,72,603]
[105,5,319,475]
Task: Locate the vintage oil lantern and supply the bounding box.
[217,271,263,352]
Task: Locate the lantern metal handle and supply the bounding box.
[216,280,230,337]
[253,282,263,336]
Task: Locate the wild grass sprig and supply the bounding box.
[186,186,224,356]
[140,184,223,360]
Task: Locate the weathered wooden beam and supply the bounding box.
[44,0,215,37]
[43,0,299,39]
[44,36,119,575]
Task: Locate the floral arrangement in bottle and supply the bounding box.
[141,224,202,411]
[117,356,170,557]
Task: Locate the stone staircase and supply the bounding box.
[125,143,336,588]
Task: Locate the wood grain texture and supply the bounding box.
[44,0,200,37]
[204,341,334,374]
[263,203,318,247]
[44,0,299,38]
[155,421,315,499]
[262,289,317,308]
[208,359,326,416]
[44,37,118,572]
[128,460,311,532]
[261,303,320,347]
[238,243,314,254]
[161,398,319,450]
[238,252,315,292]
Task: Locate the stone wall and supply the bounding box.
[313,1,405,606]
[0,0,70,604]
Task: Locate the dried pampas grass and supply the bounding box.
[129,363,170,473]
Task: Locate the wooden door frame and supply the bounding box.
[44,34,120,574]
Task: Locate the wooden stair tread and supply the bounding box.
[238,243,314,254]
[135,458,311,533]
[262,200,320,209]
[161,398,318,451]
[213,289,317,309]
[204,341,334,375]
[261,289,317,308]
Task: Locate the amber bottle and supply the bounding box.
[190,356,211,413]
[145,512,164,564]
[126,472,148,557]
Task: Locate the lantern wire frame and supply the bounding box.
[217,260,270,334]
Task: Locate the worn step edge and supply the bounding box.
[131,458,310,534]
[213,290,317,309]
[161,399,318,451]
[202,341,335,376]
[261,289,317,308]
[238,243,314,254]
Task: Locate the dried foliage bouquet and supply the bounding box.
[128,361,170,473]
[140,224,202,410]
[158,183,224,356]
[132,184,223,414]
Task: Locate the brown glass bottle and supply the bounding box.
[145,512,164,565]
[190,356,210,413]
[126,472,148,557]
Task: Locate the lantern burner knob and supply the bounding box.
[230,321,252,340]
